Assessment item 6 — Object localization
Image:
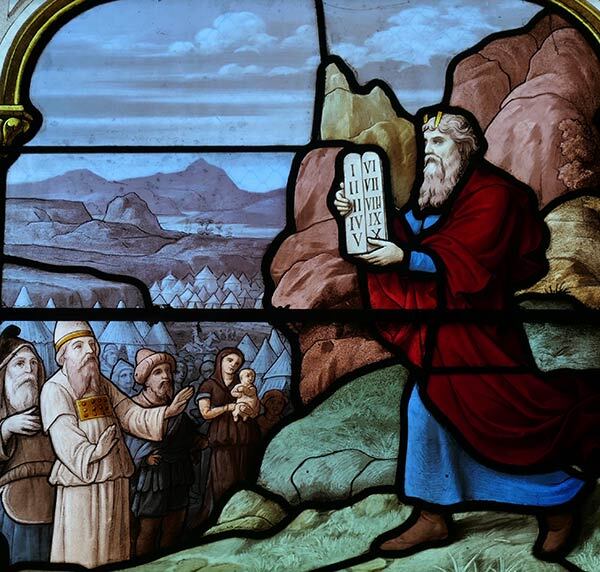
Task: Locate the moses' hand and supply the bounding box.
[357,238,405,266]
[0,407,41,440]
[333,182,353,217]
[165,386,194,419]
[92,425,118,462]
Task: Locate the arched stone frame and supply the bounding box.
[0,0,598,150]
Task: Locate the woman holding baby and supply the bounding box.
[196,347,262,518]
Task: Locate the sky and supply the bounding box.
[28,0,320,146]
[13,0,544,186]
[324,0,542,111]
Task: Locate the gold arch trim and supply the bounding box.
[0,0,598,147]
[550,0,600,41]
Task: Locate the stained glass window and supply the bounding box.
[1,1,600,570]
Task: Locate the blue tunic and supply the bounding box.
[0,502,51,564]
[402,209,586,506]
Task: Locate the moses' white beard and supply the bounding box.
[64,354,101,398]
[418,149,465,209]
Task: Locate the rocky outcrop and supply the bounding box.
[269,147,391,401]
[450,14,570,131]
[522,196,600,309]
[299,324,393,403]
[204,490,287,536]
[103,192,166,235]
[320,63,416,208]
[5,198,91,225]
[451,14,600,208]
[259,364,406,503]
[269,146,359,310]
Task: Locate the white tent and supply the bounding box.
[269,329,286,355]
[259,349,292,397]
[45,298,56,332]
[117,300,126,309]
[197,287,210,302]
[169,295,184,309]
[172,279,186,294]
[149,282,161,299]
[238,289,254,309]
[13,286,33,307]
[179,288,195,305]
[223,274,242,296]
[135,321,152,339]
[239,272,251,288]
[205,294,220,309]
[90,321,107,339]
[153,294,169,305]
[222,291,241,309]
[250,338,278,383]
[145,322,176,353]
[98,321,145,364]
[237,334,258,363]
[161,272,177,290]
[194,266,218,294]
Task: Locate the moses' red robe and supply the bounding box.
[367,163,600,474]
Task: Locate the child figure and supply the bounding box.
[231,368,260,422]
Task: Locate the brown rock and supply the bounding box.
[523,196,600,308]
[270,220,341,284]
[450,14,600,207]
[293,147,343,232]
[450,53,511,130]
[528,13,571,49]
[300,337,392,403]
[320,63,416,209]
[481,34,538,88]
[485,93,582,207]
[298,323,379,355]
[510,28,600,122]
[271,252,360,310]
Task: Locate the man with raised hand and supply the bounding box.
[41,321,193,568]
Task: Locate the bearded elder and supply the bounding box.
[334,108,600,562]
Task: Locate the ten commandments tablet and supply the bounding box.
[342,151,388,255]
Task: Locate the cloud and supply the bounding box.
[193,11,277,55]
[168,41,196,55]
[281,24,316,50]
[217,63,265,77]
[331,42,371,68]
[330,1,536,68]
[267,66,301,76]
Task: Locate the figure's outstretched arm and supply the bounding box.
[198,397,235,420]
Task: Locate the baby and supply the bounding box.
[231,368,260,422]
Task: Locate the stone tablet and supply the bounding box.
[343,151,388,255]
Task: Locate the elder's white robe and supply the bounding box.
[41,370,167,568]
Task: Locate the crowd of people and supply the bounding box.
[0,322,289,568]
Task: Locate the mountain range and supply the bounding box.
[8,157,286,221]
